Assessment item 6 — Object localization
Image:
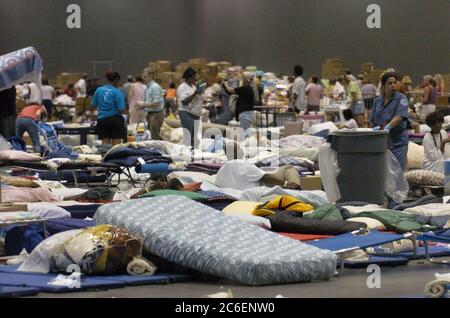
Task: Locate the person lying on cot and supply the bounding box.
[215,141,302,190]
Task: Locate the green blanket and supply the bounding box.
[139,190,208,201]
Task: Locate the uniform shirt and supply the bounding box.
[91,84,125,119]
[177,82,203,117]
[292,76,306,111]
[422,130,450,174]
[215,160,266,190]
[144,80,164,113]
[370,91,409,147]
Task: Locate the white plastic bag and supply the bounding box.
[318,143,341,203]
[385,150,409,203]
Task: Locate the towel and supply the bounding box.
[126,256,157,276]
[424,273,450,298]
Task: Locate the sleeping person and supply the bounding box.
[215,142,302,190]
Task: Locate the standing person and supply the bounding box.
[0,86,17,138]
[223,71,256,135]
[138,69,165,140]
[345,69,357,82]
[74,74,88,99]
[91,72,126,146]
[41,80,55,120]
[370,72,409,170]
[64,84,77,100]
[75,74,88,114]
[343,74,365,127]
[177,67,204,149]
[28,81,41,104]
[87,78,101,97]
[420,75,438,119]
[121,75,134,98]
[127,75,147,125]
[164,82,178,118]
[330,76,345,101]
[291,65,306,114]
[422,111,450,174]
[16,103,47,153]
[361,79,377,119]
[434,74,445,95]
[304,76,323,114]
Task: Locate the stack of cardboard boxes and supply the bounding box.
[321,58,346,80]
[147,58,233,89]
[51,72,85,89]
[441,74,450,93]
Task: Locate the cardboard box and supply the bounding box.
[156,60,171,72]
[189,58,208,66]
[300,175,322,191]
[283,121,304,137]
[147,62,158,72]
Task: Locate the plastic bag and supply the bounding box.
[318,143,341,203]
[385,150,409,203]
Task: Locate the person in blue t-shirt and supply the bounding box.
[92,72,126,145]
[370,72,409,170]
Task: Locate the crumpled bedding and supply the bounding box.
[1,186,58,203]
[200,183,329,207]
[403,203,450,217]
[279,135,326,149]
[278,147,320,162]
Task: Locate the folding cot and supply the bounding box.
[416,229,450,265]
[308,229,416,274]
[0,160,122,187]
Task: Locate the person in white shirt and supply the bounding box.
[27,81,41,104]
[291,65,306,113]
[342,109,358,129]
[41,79,55,118]
[332,78,346,101]
[215,142,302,190]
[422,112,450,174]
[74,74,88,98]
[177,67,204,149]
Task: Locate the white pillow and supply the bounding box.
[228,214,271,230]
[49,188,88,200]
[407,142,424,170]
[348,217,387,231]
[222,201,260,215]
[28,203,71,219]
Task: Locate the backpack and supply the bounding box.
[35,122,66,157]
